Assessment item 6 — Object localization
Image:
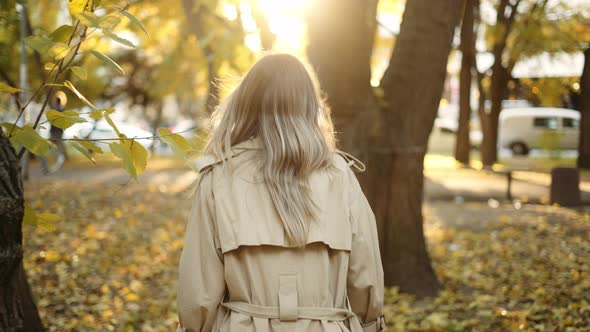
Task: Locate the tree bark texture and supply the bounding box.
[455,0,478,165]
[377,0,462,295]
[0,131,44,331]
[578,45,590,168]
[307,0,462,296]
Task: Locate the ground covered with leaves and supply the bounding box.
[385,202,590,331]
[23,175,590,331]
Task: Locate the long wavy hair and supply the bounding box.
[204,54,336,246]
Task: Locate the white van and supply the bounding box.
[498,107,580,155]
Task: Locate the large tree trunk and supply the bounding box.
[377,0,462,295]
[306,0,378,150]
[455,0,477,165]
[307,0,462,296]
[578,44,590,168]
[0,132,44,331]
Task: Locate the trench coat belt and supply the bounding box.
[221,301,356,321]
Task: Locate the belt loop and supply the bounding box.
[278,274,297,321]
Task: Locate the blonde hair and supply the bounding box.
[204,54,336,246]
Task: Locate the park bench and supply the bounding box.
[486,169,518,201]
[485,167,581,206]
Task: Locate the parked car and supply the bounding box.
[498,107,580,155]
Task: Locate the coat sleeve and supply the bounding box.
[177,172,225,332]
[346,169,385,332]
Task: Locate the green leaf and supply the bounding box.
[0,82,21,94]
[71,141,96,163]
[63,80,97,109]
[38,213,62,224]
[89,107,115,120]
[113,5,150,38]
[23,205,38,226]
[158,128,192,159]
[23,205,60,231]
[89,108,120,136]
[25,36,69,60]
[102,29,135,47]
[69,66,88,80]
[46,110,87,129]
[50,25,74,43]
[76,11,101,27]
[98,16,121,29]
[91,50,125,75]
[1,122,22,137]
[13,125,54,156]
[74,136,103,153]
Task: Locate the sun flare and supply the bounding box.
[253,0,308,55]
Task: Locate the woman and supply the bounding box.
[177,54,384,332]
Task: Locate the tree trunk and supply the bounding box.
[377,0,462,296]
[307,0,462,296]
[306,0,378,150]
[455,0,477,165]
[481,62,509,167]
[479,0,521,167]
[0,131,44,331]
[150,102,163,154]
[578,44,590,168]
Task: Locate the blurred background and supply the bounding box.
[1,0,590,331]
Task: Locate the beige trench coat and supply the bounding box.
[177,139,384,332]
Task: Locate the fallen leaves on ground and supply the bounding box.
[23,178,590,331]
[24,179,193,331]
[384,202,590,331]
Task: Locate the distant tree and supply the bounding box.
[478,0,586,166]
[181,0,251,114]
[578,44,590,168]
[307,0,462,296]
[455,0,479,165]
[479,0,524,167]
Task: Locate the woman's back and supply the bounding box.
[178,140,384,331]
[176,54,384,332]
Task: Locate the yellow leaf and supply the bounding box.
[124,293,138,302]
[68,0,89,17]
[44,250,60,262]
[0,82,22,94]
[159,128,192,159]
[13,125,55,156]
[46,109,86,129]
